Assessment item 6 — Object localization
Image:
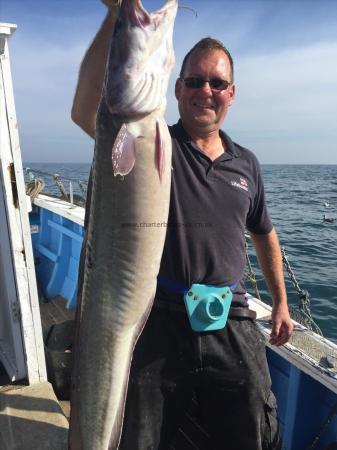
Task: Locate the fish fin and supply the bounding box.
[155,121,165,182]
[112,123,137,176]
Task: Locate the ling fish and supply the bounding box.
[69,1,178,449]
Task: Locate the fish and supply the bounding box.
[68,1,178,449]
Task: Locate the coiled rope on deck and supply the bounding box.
[25,178,45,200]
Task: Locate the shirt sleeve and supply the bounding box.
[246,159,273,235]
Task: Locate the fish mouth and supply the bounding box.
[122,0,178,28]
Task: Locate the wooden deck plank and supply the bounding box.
[0,382,68,450]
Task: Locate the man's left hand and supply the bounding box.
[270,305,294,346]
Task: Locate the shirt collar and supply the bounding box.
[173,119,239,161]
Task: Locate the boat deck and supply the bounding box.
[0,298,73,450]
[39,296,75,421]
[40,296,75,332]
[0,382,68,450]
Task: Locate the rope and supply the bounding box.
[53,174,69,201]
[25,178,45,200]
[78,180,87,197]
[245,240,262,300]
[281,247,323,336]
[244,236,323,335]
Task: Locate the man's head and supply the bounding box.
[179,37,234,83]
[175,37,235,137]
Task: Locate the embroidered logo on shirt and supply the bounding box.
[230,177,249,192]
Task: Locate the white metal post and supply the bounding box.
[0,23,47,384]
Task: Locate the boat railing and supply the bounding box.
[24,167,88,208]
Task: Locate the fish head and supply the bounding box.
[104,0,178,116]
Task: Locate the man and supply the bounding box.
[72,2,293,449]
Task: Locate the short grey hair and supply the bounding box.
[179,37,234,82]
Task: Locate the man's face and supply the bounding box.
[175,49,235,135]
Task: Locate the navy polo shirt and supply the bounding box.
[156,120,273,307]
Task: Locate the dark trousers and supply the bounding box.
[119,304,280,450]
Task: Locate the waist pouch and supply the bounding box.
[156,277,256,332]
[184,283,233,332]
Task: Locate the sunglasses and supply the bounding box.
[180,77,231,91]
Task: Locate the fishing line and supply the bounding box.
[178,5,198,18]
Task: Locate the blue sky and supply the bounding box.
[2,0,337,164]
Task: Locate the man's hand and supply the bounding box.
[270,304,294,346]
[101,0,121,9]
[251,229,294,347]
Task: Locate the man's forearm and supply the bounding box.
[251,228,293,345]
[71,9,118,138]
[250,228,287,307]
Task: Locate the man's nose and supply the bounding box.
[199,81,213,94]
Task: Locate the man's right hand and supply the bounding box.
[101,0,121,10]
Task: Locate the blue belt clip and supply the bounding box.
[183,284,234,332]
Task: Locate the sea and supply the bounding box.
[24,163,337,343]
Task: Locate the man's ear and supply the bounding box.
[175,78,182,100]
[228,83,236,106]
